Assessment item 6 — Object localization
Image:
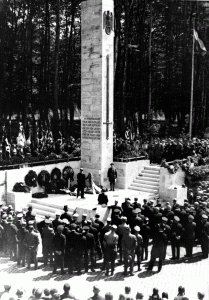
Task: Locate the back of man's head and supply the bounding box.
[35,289,43,299]
[63,284,71,292]
[105,293,113,300]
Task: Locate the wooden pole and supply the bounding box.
[189,17,195,140]
[147,0,152,129]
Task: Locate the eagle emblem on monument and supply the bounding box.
[103,11,114,35]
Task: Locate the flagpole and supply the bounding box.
[189,16,195,140]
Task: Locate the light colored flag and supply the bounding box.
[194,29,207,52]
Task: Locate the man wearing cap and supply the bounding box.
[103,225,118,276]
[170,216,184,260]
[122,226,137,276]
[42,219,55,266]
[17,221,28,267]
[184,215,196,257]
[140,218,151,261]
[88,285,104,300]
[52,225,66,274]
[25,206,33,222]
[147,224,167,272]
[107,163,117,191]
[83,226,96,272]
[60,205,73,223]
[66,223,83,275]
[98,189,109,205]
[77,168,86,199]
[117,216,128,263]
[134,226,143,271]
[6,216,18,261]
[109,200,122,221]
[200,214,209,259]
[100,218,112,269]
[81,213,88,227]
[37,214,51,237]
[111,208,122,227]
[23,222,40,269]
[129,209,143,233]
[52,211,63,233]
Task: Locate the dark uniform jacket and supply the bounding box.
[42,226,54,247]
[77,172,86,187]
[85,232,95,250]
[200,221,209,240]
[52,233,66,254]
[98,193,108,205]
[107,167,117,183]
[23,230,39,251]
[17,227,28,246]
[184,222,196,240]
[6,223,18,244]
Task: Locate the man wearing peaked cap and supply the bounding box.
[23,219,39,270]
[52,211,63,233]
[107,162,117,191]
[170,215,184,260]
[16,218,28,267]
[77,167,86,199]
[184,215,196,258]
[134,226,143,271]
[60,206,73,223]
[6,215,18,261]
[103,222,118,276]
[42,218,54,267]
[52,223,66,274]
[98,188,109,205]
[200,214,209,259]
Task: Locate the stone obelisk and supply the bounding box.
[81,0,114,186]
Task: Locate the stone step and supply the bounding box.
[144,166,161,171]
[131,182,159,191]
[129,185,158,194]
[31,199,64,211]
[133,179,159,187]
[136,175,159,182]
[140,173,160,179]
[142,169,160,175]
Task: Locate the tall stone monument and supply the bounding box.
[81,0,114,186]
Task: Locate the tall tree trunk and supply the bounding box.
[53,0,61,138]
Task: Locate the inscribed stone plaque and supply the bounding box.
[82,117,101,140]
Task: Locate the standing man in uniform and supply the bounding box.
[107,163,117,191]
[170,216,184,260]
[200,214,209,259]
[17,220,28,267]
[184,215,196,258]
[134,226,143,271]
[122,226,137,276]
[103,225,118,276]
[23,222,40,270]
[77,168,86,199]
[42,219,54,266]
[83,226,96,273]
[6,216,18,261]
[52,225,66,274]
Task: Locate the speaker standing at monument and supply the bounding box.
[107,163,117,191]
[77,168,86,199]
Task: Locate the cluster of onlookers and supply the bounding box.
[1,190,209,276]
[0,284,206,300]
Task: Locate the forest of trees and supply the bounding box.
[0,0,209,138]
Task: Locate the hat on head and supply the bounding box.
[71,223,77,230]
[174,216,180,222]
[132,209,138,214]
[135,208,141,214]
[45,214,50,219]
[55,211,61,216]
[83,226,90,230]
[95,213,100,218]
[73,213,79,217]
[110,163,114,165]
[16,288,24,296]
[80,168,83,171]
[162,217,168,222]
[7,216,13,222]
[87,219,92,224]
[134,225,140,232]
[63,205,68,210]
[2,214,7,219]
[114,209,120,214]
[21,221,26,226]
[45,219,51,224]
[2,206,8,211]
[111,225,117,230]
[57,225,64,231]
[17,213,23,219]
[150,200,154,204]
[121,216,127,221]
[173,198,177,202]
[134,198,138,201]
[82,213,87,217]
[202,214,208,219]
[188,215,194,220]
[107,217,111,222]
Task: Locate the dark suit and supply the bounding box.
[184,221,196,257]
[77,172,86,198]
[52,233,66,272]
[200,220,209,258]
[42,226,54,266]
[84,232,95,271]
[148,229,167,272]
[107,167,117,191]
[98,193,108,205]
[17,227,28,266]
[6,223,18,260]
[170,222,184,259]
[66,230,83,273]
[122,233,137,274]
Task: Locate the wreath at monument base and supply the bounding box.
[51,167,61,181]
[37,170,50,188]
[25,170,38,187]
[62,166,74,183]
[13,182,30,193]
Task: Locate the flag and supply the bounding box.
[194,29,207,54]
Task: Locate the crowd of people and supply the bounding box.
[0,283,206,300]
[1,189,209,276]
[1,123,80,162]
[114,136,209,163]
